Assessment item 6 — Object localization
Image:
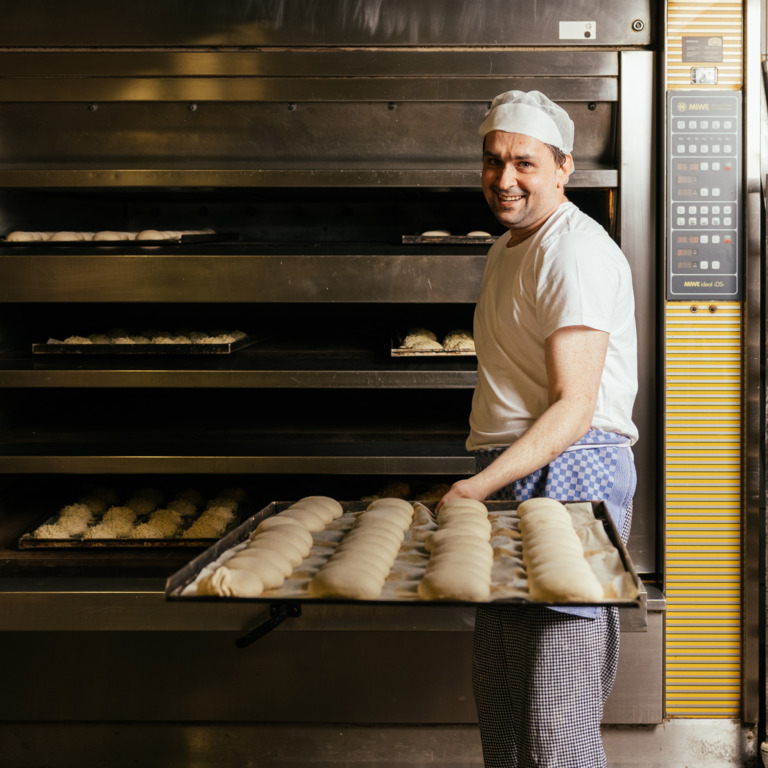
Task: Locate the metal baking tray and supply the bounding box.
[18,526,240,549]
[165,500,642,607]
[1,231,235,247]
[390,335,475,357]
[19,507,247,550]
[401,234,496,245]
[32,334,259,356]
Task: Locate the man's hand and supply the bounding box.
[435,476,488,513]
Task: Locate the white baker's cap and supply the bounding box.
[478,90,574,154]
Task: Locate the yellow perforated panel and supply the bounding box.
[664,302,742,717]
[667,0,743,89]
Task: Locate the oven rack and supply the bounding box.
[0,344,479,389]
[0,425,475,475]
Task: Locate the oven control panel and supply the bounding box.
[666,91,741,300]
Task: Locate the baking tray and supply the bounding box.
[1,231,235,247]
[390,335,476,358]
[32,334,259,356]
[165,500,642,607]
[401,234,497,245]
[19,507,247,550]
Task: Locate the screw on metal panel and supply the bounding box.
[188,103,198,112]
[387,102,397,110]
[588,102,597,111]
[690,305,698,313]
[708,305,717,313]
[288,103,297,111]
[632,19,645,31]
[87,104,98,111]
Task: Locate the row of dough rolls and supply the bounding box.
[197,496,343,598]
[6,228,215,242]
[517,498,604,602]
[308,498,415,600]
[417,498,493,601]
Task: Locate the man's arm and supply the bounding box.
[439,325,609,506]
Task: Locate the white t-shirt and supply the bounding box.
[466,202,638,450]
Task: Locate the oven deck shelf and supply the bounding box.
[0,344,478,389]
[0,426,475,474]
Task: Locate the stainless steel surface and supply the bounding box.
[0,168,618,189]
[0,361,480,390]
[0,609,662,725]
[0,51,621,80]
[743,0,762,726]
[0,578,661,632]
[0,0,653,47]
[0,50,618,187]
[618,51,657,574]
[0,451,476,476]
[0,252,489,303]
[0,76,619,104]
[0,17,658,574]
[0,3,663,739]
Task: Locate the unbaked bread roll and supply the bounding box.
[197,567,264,597]
[246,535,306,567]
[417,498,492,601]
[516,497,569,519]
[93,231,134,241]
[49,231,86,241]
[226,546,293,577]
[440,498,488,515]
[361,505,414,527]
[308,562,385,600]
[225,554,286,589]
[307,499,412,600]
[518,498,604,602]
[279,507,326,532]
[285,500,335,524]
[298,495,344,519]
[254,515,314,548]
[368,497,414,515]
[418,566,491,601]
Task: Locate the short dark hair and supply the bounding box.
[548,144,567,167]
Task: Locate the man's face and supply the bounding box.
[481,130,572,241]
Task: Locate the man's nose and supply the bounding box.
[497,163,517,189]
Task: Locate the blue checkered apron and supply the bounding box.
[472,429,636,768]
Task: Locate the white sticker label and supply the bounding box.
[559,21,596,40]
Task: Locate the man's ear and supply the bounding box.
[558,154,575,187]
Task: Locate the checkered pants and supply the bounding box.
[472,431,635,768]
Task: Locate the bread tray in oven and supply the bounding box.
[32,333,260,356]
[1,231,236,247]
[164,500,642,608]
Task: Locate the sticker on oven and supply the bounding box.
[559,21,596,40]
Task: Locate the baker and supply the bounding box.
[438,90,639,767]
